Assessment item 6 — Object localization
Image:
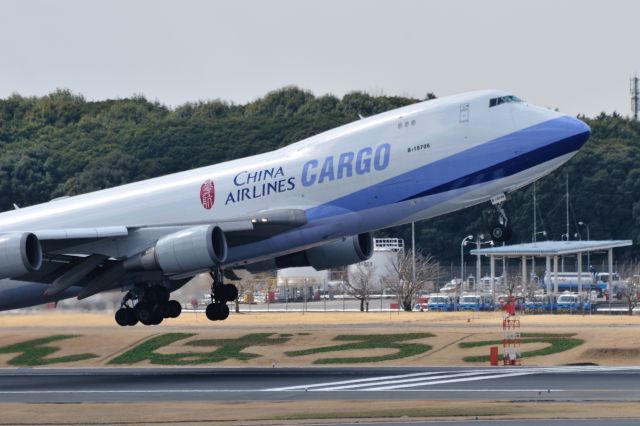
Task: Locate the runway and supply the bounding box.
[1,366,640,403]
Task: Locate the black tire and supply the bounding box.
[219,304,230,320]
[206,303,220,321]
[125,308,138,326]
[135,302,154,325]
[115,308,129,326]
[151,309,163,325]
[168,300,182,318]
[490,224,512,243]
[159,301,172,319]
[223,284,239,302]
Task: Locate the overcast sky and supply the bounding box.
[1,0,639,117]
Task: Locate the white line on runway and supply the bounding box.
[309,371,493,391]
[264,366,637,392]
[0,388,568,394]
[264,371,467,391]
[361,371,534,391]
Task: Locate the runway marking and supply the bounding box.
[267,368,544,391]
[308,371,493,391]
[264,370,461,391]
[362,371,533,391]
[265,366,640,392]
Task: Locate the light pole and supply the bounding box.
[475,235,494,299]
[578,221,591,271]
[531,231,546,283]
[461,235,474,290]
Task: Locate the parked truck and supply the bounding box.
[556,292,596,313]
[427,294,457,312]
[458,293,494,311]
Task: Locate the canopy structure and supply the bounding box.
[470,240,633,297]
[470,240,632,257]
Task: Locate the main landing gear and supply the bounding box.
[115,285,182,327]
[205,269,238,321]
[489,193,512,244]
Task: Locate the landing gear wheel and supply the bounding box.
[490,224,511,243]
[222,284,238,302]
[206,303,229,321]
[167,300,182,318]
[160,301,172,319]
[207,267,232,321]
[489,193,511,243]
[150,309,163,325]
[218,304,230,320]
[115,308,129,326]
[206,303,222,321]
[125,308,138,326]
[135,302,154,326]
[160,300,182,319]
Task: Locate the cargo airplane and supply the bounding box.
[0,90,590,325]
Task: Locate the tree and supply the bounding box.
[344,262,376,312]
[617,261,640,315]
[385,250,441,311]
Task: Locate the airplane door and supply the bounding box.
[459,103,470,123]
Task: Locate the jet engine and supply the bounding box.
[248,232,374,272]
[124,225,227,276]
[0,232,43,279]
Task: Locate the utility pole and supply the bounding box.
[533,182,537,242]
[631,75,639,121]
[411,222,416,285]
[531,182,536,283]
[566,174,570,242]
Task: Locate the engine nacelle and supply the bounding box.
[124,225,227,276]
[0,232,42,279]
[248,233,374,272]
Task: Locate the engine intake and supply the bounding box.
[0,232,42,279]
[124,225,227,276]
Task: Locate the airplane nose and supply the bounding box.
[568,116,590,147]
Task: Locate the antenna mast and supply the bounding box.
[631,75,639,121]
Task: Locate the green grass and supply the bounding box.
[109,332,290,365]
[285,333,434,364]
[459,333,585,363]
[0,335,98,366]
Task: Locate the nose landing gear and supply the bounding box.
[489,193,512,244]
[205,269,238,321]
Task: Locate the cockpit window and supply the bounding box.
[489,95,523,108]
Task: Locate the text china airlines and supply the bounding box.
[225,143,391,205]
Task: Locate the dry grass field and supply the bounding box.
[1,400,640,425]
[0,310,639,366]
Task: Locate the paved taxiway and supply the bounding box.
[327,421,640,426]
[1,366,639,403]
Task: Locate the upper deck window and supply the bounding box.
[489,95,523,108]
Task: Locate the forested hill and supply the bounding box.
[0,87,638,261]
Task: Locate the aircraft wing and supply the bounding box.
[9,208,307,295]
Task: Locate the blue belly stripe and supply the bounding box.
[306,116,590,221]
